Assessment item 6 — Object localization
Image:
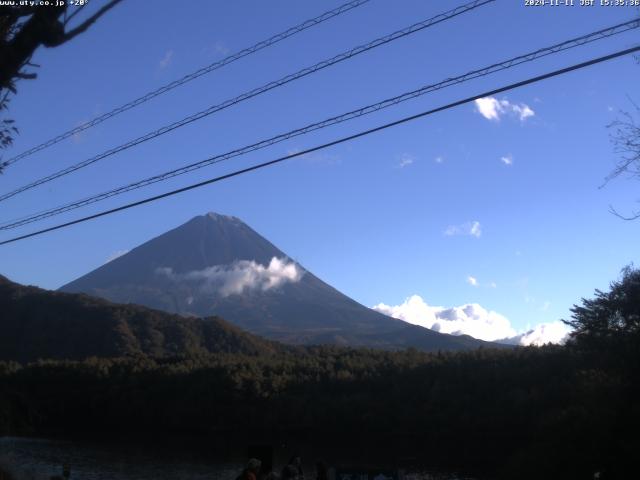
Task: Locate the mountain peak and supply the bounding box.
[59,215,504,351]
[59,212,287,293]
[203,212,241,222]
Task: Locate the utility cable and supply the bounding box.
[0,0,495,202]
[0,0,372,168]
[0,19,637,231]
[1,45,637,246]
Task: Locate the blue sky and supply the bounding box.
[1,0,639,342]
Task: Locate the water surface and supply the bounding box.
[0,436,479,480]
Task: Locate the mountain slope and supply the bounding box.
[60,213,505,351]
[0,275,280,363]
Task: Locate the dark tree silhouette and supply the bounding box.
[0,91,17,151]
[2,267,640,478]
[0,1,124,171]
[563,265,640,348]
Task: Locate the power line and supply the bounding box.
[1,45,637,247]
[0,19,637,231]
[0,0,371,168]
[0,0,496,203]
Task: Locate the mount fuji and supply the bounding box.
[60,213,505,351]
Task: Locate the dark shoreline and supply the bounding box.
[0,434,487,480]
[0,432,490,475]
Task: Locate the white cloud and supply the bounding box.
[213,41,230,56]
[202,41,230,58]
[474,97,502,121]
[373,295,516,341]
[397,153,415,168]
[467,275,497,288]
[503,321,571,346]
[444,221,481,238]
[434,156,444,164]
[72,119,89,144]
[474,96,535,122]
[287,147,340,165]
[470,221,481,237]
[512,103,535,121]
[105,250,129,264]
[156,257,303,297]
[372,295,571,345]
[159,49,174,69]
[500,154,513,166]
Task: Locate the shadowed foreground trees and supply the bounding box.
[0,347,586,478]
[564,265,640,375]
[0,343,637,478]
[1,268,639,479]
[565,266,640,337]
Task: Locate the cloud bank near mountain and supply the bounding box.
[157,257,303,297]
[373,294,570,346]
[501,321,571,346]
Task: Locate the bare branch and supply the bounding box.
[0,87,11,105]
[609,204,640,221]
[58,0,124,45]
[0,1,125,170]
[15,72,36,80]
[603,101,640,187]
[63,5,86,27]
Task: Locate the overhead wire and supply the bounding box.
[0,19,637,231]
[0,0,496,203]
[0,0,372,168]
[1,44,638,246]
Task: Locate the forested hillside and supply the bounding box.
[0,275,281,362]
[1,269,639,479]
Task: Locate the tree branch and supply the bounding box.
[63,5,86,27]
[57,0,124,45]
[609,204,640,221]
[15,72,36,80]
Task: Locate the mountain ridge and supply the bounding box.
[59,212,509,351]
[0,274,281,363]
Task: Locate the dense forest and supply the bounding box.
[0,274,283,362]
[1,268,639,479]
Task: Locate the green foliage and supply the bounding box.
[0,343,636,478]
[565,266,640,342]
[563,266,640,382]
[0,275,282,362]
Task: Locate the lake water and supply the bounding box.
[0,437,240,480]
[0,436,479,480]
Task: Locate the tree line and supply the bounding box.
[1,268,639,479]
